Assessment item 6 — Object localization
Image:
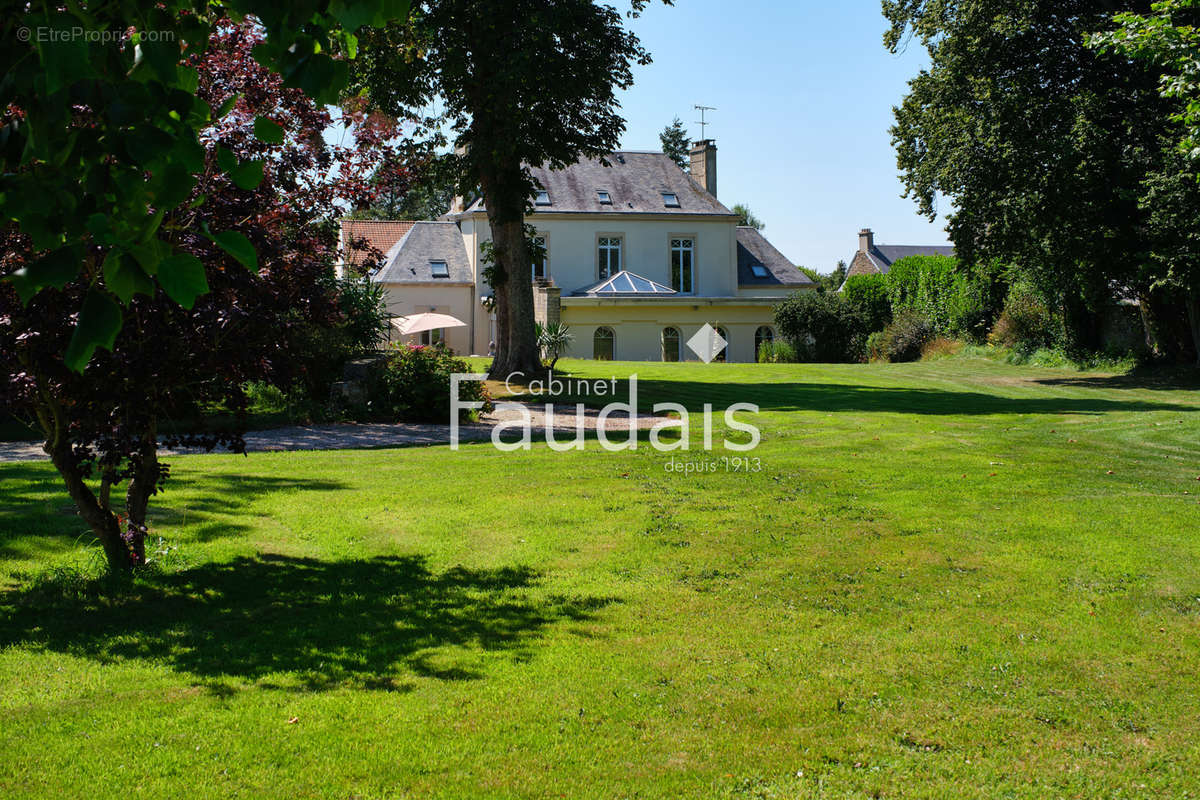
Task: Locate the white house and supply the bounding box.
[341,140,813,362]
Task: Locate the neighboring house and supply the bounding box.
[340,140,814,362]
[843,228,955,281]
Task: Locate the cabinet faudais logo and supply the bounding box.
[686,323,727,364]
[450,373,760,453]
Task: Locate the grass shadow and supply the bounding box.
[0,554,615,690]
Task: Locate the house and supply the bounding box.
[341,140,814,362]
[844,228,955,280]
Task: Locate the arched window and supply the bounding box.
[593,326,615,361]
[661,327,680,362]
[754,326,774,360]
[714,326,729,362]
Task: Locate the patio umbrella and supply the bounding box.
[390,312,468,336]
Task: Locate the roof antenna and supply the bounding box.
[694,105,716,139]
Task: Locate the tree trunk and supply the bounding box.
[45,437,132,571]
[1185,292,1200,367]
[483,207,541,380]
[122,429,159,567]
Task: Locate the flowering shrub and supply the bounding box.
[376,345,491,423]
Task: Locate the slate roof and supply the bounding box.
[339,219,416,267]
[571,270,678,297]
[865,243,956,273]
[373,222,473,284]
[460,152,735,216]
[736,227,814,288]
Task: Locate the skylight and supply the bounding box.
[597,190,612,204]
[661,192,680,208]
[430,260,449,277]
[534,190,551,206]
[750,264,769,278]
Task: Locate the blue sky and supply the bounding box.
[613,0,952,274]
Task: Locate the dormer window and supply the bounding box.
[534,190,551,206]
[750,264,769,278]
[430,260,449,278]
[597,190,612,205]
[661,192,680,208]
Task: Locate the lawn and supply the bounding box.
[2,355,1199,798]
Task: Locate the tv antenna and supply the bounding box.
[694,105,716,139]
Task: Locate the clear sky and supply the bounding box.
[613,0,952,274]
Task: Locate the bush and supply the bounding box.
[885,255,1005,342]
[757,340,799,363]
[988,282,1063,354]
[841,273,892,333]
[376,344,491,423]
[869,310,934,363]
[774,291,870,362]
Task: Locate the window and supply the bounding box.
[430,260,449,278]
[750,264,769,278]
[661,327,681,362]
[670,237,694,293]
[531,235,547,279]
[597,236,622,279]
[714,326,729,362]
[593,326,615,361]
[534,189,551,206]
[420,328,444,346]
[755,326,774,360]
[661,192,680,208]
[597,190,612,205]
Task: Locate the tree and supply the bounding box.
[798,261,847,294]
[885,0,1173,353]
[352,149,460,221]
[1092,1,1200,159]
[1,0,411,372]
[349,0,663,378]
[732,203,764,231]
[0,22,399,572]
[660,117,690,171]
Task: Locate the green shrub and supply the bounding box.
[376,344,491,423]
[774,291,870,362]
[885,255,1004,341]
[841,273,892,333]
[756,340,799,363]
[869,310,934,363]
[989,282,1064,354]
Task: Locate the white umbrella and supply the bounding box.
[390,312,468,336]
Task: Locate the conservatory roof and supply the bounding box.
[571,270,679,296]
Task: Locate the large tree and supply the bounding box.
[1,0,410,371]
[660,117,690,171]
[0,22,398,571]
[349,0,661,378]
[885,0,1179,352]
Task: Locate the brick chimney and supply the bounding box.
[689,140,717,198]
[858,228,875,253]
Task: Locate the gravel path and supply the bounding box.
[0,403,665,463]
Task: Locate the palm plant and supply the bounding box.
[535,321,574,370]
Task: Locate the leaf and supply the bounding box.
[102,250,154,303]
[216,146,237,174]
[64,292,123,372]
[208,230,258,271]
[214,93,240,119]
[156,253,209,309]
[40,18,95,95]
[4,246,81,303]
[230,160,265,190]
[254,116,285,145]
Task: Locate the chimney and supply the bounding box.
[858,228,875,253]
[449,143,469,214]
[689,140,717,198]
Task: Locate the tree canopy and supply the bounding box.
[659,117,690,171]
[1,0,412,371]
[732,204,764,231]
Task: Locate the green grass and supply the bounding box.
[2,355,1200,798]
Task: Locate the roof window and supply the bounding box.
[534,190,551,206]
[597,190,612,205]
[750,264,769,278]
[430,260,449,278]
[661,192,680,208]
